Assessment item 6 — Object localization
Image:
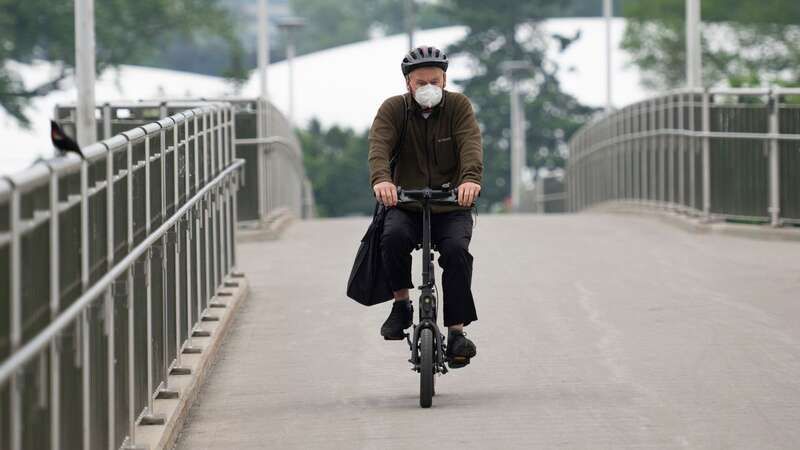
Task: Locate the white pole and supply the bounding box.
[258,0,270,101]
[686,0,702,88]
[406,0,415,50]
[74,0,96,147]
[510,79,521,212]
[693,0,703,87]
[604,0,613,112]
[287,34,296,127]
[517,88,527,209]
[257,0,270,220]
[686,0,692,88]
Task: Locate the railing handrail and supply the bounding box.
[0,158,244,387]
[53,97,315,220]
[566,86,800,226]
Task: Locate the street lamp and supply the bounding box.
[500,61,534,212]
[277,16,306,127]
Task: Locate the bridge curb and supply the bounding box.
[132,275,250,450]
[237,208,296,242]
[590,202,800,242]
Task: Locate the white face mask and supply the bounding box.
[413,84,443,109]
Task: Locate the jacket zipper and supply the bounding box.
[432,135,439,167]
[425,118,432,187]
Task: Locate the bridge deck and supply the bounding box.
[176,213,800,449]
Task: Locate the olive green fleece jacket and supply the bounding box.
[368,90,484,213]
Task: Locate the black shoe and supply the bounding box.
[380,300,413,340]
[446,330,477,368]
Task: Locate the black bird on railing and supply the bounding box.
[50,120,83,157]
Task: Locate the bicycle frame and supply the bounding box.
[398,187,455,375]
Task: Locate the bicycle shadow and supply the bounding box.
[350,387,524,410]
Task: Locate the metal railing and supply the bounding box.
[55,98,315,223]
[0,102,243,450]
[567,88,800,226]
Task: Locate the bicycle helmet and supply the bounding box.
[401,46,449,76]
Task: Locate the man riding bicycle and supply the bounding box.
[368,46,483,367]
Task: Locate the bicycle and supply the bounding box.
[395,185,474,408]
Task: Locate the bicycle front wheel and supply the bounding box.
[419,328,434,408]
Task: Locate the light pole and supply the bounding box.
[501,61,533,212]
[256,0,271,219]
[406,0,416,50]
[258,0,270,101]
[604,0,613,112]
[75,0,96,146]
[686,0,702,88]
[278,16,305,128]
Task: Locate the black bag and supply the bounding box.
[346,202,394,305]
[346,95,408,306]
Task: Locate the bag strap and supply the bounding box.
[388,94,408,179]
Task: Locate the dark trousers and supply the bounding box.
[380,207,478,327]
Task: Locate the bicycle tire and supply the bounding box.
[420,328,434,408]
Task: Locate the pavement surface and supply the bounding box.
[175,213,800,450]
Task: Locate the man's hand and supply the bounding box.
[456,181,481,207]
[373,181,398,207]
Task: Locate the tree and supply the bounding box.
[287,0,455,56]
[439,0,596,211]
[298,119,374,217]
[621,0,800,90]
[0,0,247,125]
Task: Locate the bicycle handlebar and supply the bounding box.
[396,186,477,206]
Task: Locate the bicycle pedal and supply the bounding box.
[447,356,471,369]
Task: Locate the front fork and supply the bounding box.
[407,283,448,375]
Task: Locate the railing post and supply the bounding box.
[103,103,112,139]
[46,163,62,450]
[125,139,138,447]
[228,109,238,270]
[80,154,91,450]
[8,184,21,450]
[183,118,199,354]
[702,89,711,220]
[636,102,642,205]
[660,96,667,207]
[105,140,116,449]
[689,91,697,213]
[194,115,203,327]
[642,101,649,205]
[613,111,620,203]
[664,94,675,210]
[768,91,781,226]
[257,100,267,220]
[142,135,165,425]
[678,92,685,211]
[650,98,657,207]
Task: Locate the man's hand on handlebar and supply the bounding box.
[456,181,481,207]
[373,181,398,207]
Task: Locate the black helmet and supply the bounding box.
[401,46,448,76]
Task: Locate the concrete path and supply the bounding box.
[175,213,800,450]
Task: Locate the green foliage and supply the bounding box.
[288,0,455,56]
[0,0,246,125]
[299,119,374,217]
[440,0,596,211]
[621,0,800,89]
